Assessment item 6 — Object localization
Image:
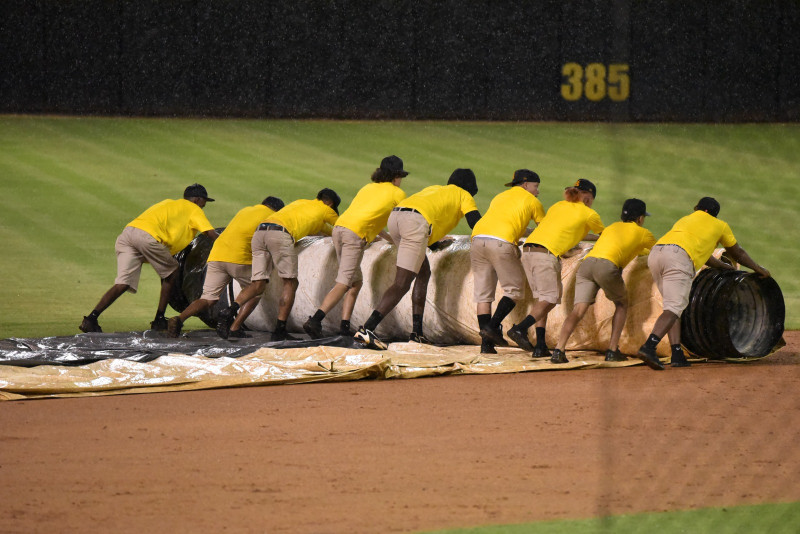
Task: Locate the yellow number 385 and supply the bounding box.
[561,63,630,102]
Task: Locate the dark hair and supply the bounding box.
[371,168,402,183]
[262,196,285,212]
[317,188,342,214]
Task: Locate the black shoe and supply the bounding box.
[150,316,168,331]
[303,317,323,339]
[533,346,552,358]
[550,348,568,364]
[354,327,388,350]
[166,317,183,338]
[271,330,299,342]
[479,325,506,347]
[228,329,252,339]
[605,349,628,362]
[338,325,354,336]
[79,315,102,333]
[409,332,431,344]
[637,344,665,370]
[507,325,535,352]
[480,338,497,354]
[216,307,235,340]
[671,355,691,367]
[495,325,509,347]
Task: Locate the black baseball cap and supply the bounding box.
[505,169,540,187]
[184,183,215,202]
[568,179,597,198]
[380,155,409,177]
[695,196,721,217]
[621,198,651,219]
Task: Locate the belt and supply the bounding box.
[522,243,552,254]
[258,222,292,236]
[393,207,421,214]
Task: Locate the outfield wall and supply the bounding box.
[2,0,799,121]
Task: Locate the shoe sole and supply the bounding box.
[507,329,535,352]
[354,332,388,351]
[637,349,666,370]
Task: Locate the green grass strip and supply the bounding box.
[1,117,797,337]
[426,501,800,534]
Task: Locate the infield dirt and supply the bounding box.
[1,332,798,533]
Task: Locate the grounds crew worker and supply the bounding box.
[79,184,218,333]
[166,196,285,338]
[508,179,604,358]
[550,198,656,364]
[637,197,770,370]
[471,169,545,354]
[303,156,407,339]
[215,189,341,341]
[354,169,482,350]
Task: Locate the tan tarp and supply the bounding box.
[0,343,659,401]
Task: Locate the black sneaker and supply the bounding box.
[479,325,506,347]
[550,348,568,364]
[409,332,431,344]
[671,355,691,367]
[79,315,102,333]
[354,327,388,350]
[150,316,168,331]
[338,325,354,336]
[495,325,509,347]
[166,317,183,338]
[533,346,552,358]
[507,325,535,352]
[637,344,665,371]
[480,338,497,354]
[271,330,299,342]
[216,307,235,340]
[605,349,628,362]
[303,316,323,339]
[228,329,252,339]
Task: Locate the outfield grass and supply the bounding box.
[0,117,797,338]
[426,501,800,533]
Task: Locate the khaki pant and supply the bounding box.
[332,226,366,286]
[574,257,626,304]
[114,226,178,293]
[470,237,525,303]
[387,210,431,274]
[521,250,562,305]
[200,261,252,301]
[251,228,297,281]
[648,244,695,315]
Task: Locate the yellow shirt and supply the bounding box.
[400,184,478,245]
[127,199,214,255]
[657,210,737,270]
[524,200,605,256]
[471,186,545,243]
[335,182,406,242]
[585,221,656,268]
[266,199,338,241]
[207,204,276,265]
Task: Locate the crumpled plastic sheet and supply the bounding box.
[0,330,658,401]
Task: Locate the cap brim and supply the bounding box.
[504,181,516,187]
[205,197,215,202]
[645,211,651,216]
